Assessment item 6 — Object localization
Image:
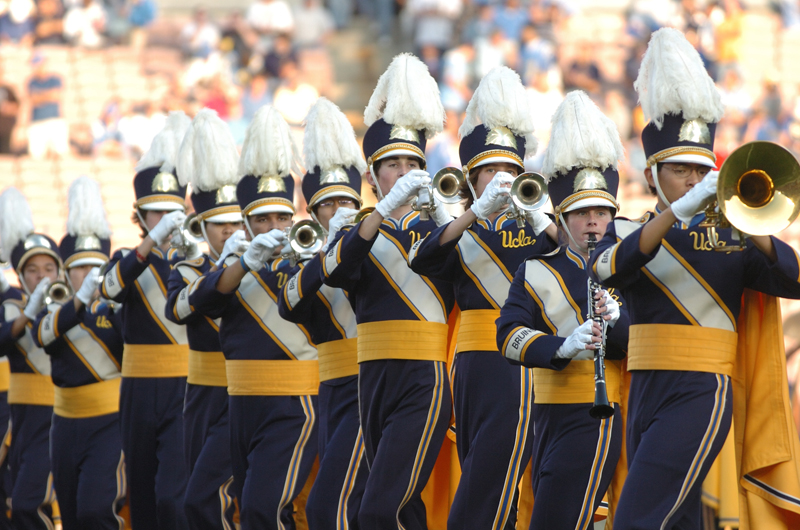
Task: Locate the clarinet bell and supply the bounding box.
[589,385,614,420]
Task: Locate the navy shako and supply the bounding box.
[133,111,190,213]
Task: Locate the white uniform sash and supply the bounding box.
[136,266,188,344]
[3,302,51,375]
[457,229,513,309]
[175,263,202,321]
[318,285,357,339]
[524,259,584,337]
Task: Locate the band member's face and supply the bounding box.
[367,156,421,197]
[564,206,613,253]
[645,163,712,205]
[21,254,59,292]
[205,221,243,255]
[314,196,359,231]
[474,162,520,198]
[68,265,95,292]
[248,212,292,238]
[143,209,172,231]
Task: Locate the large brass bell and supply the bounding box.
[506,172,550,228]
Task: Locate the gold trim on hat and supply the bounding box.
[389,125,420,143]
[215,185,237,205]
[556,190,619,216]
[243,198,296,217]
[64,251,108,269]
[135,195,186,208]
[646,146,716,168]
[366,144,426,167]
[485,126,518,149]
[199,205,242,221]
[678,118,712,144]
[16,248,62,274]
[306,186,363,212]
[257,175,288,193]
[465,150,524,173]
[151,172,179,193]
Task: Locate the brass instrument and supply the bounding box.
[343,207,376,228]
[586,234,614,420]
[283,220,324,265]
[170,213,205,257]
[0,260,9,271]
[45,281,72,305]
[506,172,550,228]
[412,167,466,221]
[700,141,800,251]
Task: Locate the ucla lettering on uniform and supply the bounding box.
[96,316,113,329]
[690,230,726,251]
[501,229,537,249]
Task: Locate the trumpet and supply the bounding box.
[586,234,614,420]
[170,213,205,257]
[505,172,550,228]
[412,167,466,221]
[45,281,72,305]
[344,207,376,228]
[283,220,324,265]
[699,141,800,251]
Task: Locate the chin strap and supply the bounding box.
[371,163,386,202]
[243,216,256,240]
[558,212,587,255]
[466,170,479,205]
[309,209,327,238]
[200,221,219,261]
[135,208,149,237]
[651,164,671,208]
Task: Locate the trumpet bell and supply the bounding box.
[432,167,465,205]
[719,141,800,236]
[288,220,324,255]
[510,172,549,212]
[353,207,375,224]
[46,281,72,305]
[183,214,205,245]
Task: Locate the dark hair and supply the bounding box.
[131,209,147,238]
[647,163,663,195]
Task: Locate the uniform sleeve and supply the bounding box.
[0,304,16,348]
[496,261,569,370]
[604,291,629,361]
[33,301,83,349]
[321,225,376,291]
[165,265,203,324]
[589,220,656,289]
[742,237,800,299]
[408,223,462,281]
[190,267,235,320]
[101,249,149,302]
[278,259,322,323]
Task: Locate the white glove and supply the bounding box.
[184,240,203,260]
[596,290,620,327]
[670,171,718,226]
[525,209,554,236]
[470,172,514,220]
[148,211,187,246]
[242,229,286,272]
[554,319,599,360]
[327,207,359,238]
[0,272,9,294]
[76,267,100,305]
[216,230,249,267]
[24,277,50,320]
[431,199,454,227]
[374,170,430,218]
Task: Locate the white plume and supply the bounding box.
[135,111,192,173]
[238,106,301,177]
[177,108,240,191]
[634,27,724,129]
[459,66,538,157]
[66,176,111,238]
[542,91,624,179]
[0,188,34,263]
[303,98,366,175]
[363,53,444,138]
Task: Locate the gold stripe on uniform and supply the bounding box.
[121,344,189,378]
[457,310,501,353]
[628,324,737,376]
[8,373,54,405]
[0,363,10,392]
[226,360,320,396]
[187,350,228,387]
[357,321,448,363]
[533,360,622,404]
[317,338,358,382]
[54,378,121,418]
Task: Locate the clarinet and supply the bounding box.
[587,234,614,420]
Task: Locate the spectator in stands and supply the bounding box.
[293,0,334,49]
[34,0,64,44]
[0,0,36,45]
[91,99,125,157]
[424,109,462,179]
[240,72,271,122]
[407,0,462,75]
[119,100,165,159]
[494,0,528,41]
[526,68,563,146]
[563,42,602,95]
[246,0,293,37]
[63,0,106,48]
[519,24,555,84]
[717,67,751,128]
[272,60,317,148]
[474,28,516,79]
[0,65,19,154]
[27,52,68,159]
[180,7,220,59]
[127,0,157,51]
[263,33,296,78]
[220,10,257,71]
[200,76,231,119]
[440,41,474,112]
[461,4,494,44]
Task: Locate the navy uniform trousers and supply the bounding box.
[50,412,125,529]
[614,370,731,530]
[183,384,234,530]
[306,376,367,530]
[358,359,451,530]
[530,403,621,530]
[120,377,188,530]
[449,351,533,530]
[229,394,318,530]
[0,390,10,530]
[9,404,53,530]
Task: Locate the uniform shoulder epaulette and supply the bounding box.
[175,256,206,269]
[532,247,563,261]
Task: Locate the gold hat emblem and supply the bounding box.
[486,126,518,149]
[23,234,52,250]
[320,166,350,185]
[678,118,712,144]
[389,125,420,143]
[151,172,179,193]
[75,235,102,251]
[258,175,287,193]
[215,185,237,205]
[573,168,607,192]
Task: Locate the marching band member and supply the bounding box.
[32,176,125,529]
[167,109,242,530]
[589,28,800,529]
[408,66,556,530]
[0,188,59,529]
[278,97,368,529]
[497,91,629,530]
[322,53,455,529]
[188,106,318,530]
[100,112,191,529]
[0,262,10,530]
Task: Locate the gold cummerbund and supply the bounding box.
[533,360,622,404]
[357,320,449,363]
[0,362,10,392]
[318,338,359,382]
[187,350,228,387]
[226,360,320,396]
[457,310,501,353]
[8,373,55,406]
[54,378,121,418]
[628,324,738,376]
[122,344,189,378]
